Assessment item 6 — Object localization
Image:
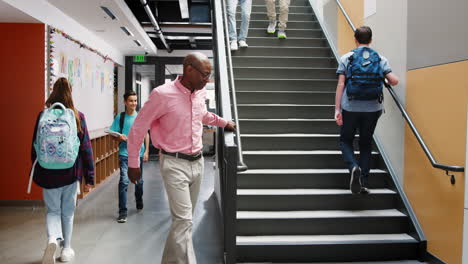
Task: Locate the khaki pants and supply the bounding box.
[160,154,204,264]
[265,0,291,30]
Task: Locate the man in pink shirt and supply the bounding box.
[127,52,235,263]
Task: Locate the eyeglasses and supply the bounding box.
[189,64,213,80]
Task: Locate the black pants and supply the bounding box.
[339,110,382,186]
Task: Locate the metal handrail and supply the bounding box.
[220,0,248,172]
[336,0,356,31]
[335,0,464,184]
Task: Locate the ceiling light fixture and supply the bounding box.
[133,40,142,47]
[120,26,134,36]
[100,6,118,20]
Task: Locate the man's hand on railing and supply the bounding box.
[225,121,236,131]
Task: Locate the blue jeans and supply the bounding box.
[340,110,382,186]
[118,156,144,216]
[227,0,252,41]
[43,181,78,248]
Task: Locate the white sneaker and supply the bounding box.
[278,30,287,39]
[42,240,57,264]
[230,40,238,51]
[60,247,75,262]
[238,40,248,48]
[267,20,277,34]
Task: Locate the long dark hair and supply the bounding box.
[45,78,82,133]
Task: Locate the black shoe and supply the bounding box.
[136,201,144,210]
[117,215,127,223]
[359,187,370,195]
[350,166,362,194]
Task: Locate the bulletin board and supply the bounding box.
[48,27,116,131]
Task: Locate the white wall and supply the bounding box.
[365,0,408,183]
[117,65,126,114]
[2,0,124,65]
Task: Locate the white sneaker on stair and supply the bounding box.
[230,40,238,51]
[238,40,248,48]
[267,20,277,34]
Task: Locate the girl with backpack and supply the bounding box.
[30,77,95,263]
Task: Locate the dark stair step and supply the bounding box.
[246,20,320,30]
[237,188,398,211]
[236,234,419,262]
[239,119,338,134]
[232,55,336,67]
[237,209,409,235]
[239,28,324,38]
[238,104,333,119]
[232,46,330,56]
[239,12,316,21]
[233,67,336,79]
[237,169,390,189]
[252,0,310,6]
[236,91,335,104]
[240,134,378,151]
[249,5,313,13]
[242,150,380,169]
[234,79,336,92]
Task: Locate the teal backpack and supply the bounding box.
[34,102,80,169]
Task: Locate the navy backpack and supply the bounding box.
[345,47,384,101]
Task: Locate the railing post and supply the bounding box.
[224,145,238,264]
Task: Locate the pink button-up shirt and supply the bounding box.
[127,77,228,168]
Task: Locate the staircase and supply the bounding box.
[231,0,425,262]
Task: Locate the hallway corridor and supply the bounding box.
[0,157,224,264]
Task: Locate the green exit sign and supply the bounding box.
[133,55,146,63]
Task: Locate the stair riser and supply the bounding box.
[243,153,380,169]
[236,243,419,262]
[237,173,390,189]
[233,56,336,67]
[237,92,335,104]
[241,136,379,151]
[237,194,397,211]
[240,13,316,21]
[232,47,330,57]
[240,104,333,119]
[234,67,336,79]
[246,29,323,38]
[235,79,336,92]
[247,21,320,30]
[249,6,312,13]
[240,120,339,134]
[237,217,409,236]
[252,0,310,6]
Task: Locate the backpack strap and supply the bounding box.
[119,112,126,134]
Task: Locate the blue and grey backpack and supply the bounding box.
[34,102,80,169]
[345,47,384,101]
[27,102,80,194]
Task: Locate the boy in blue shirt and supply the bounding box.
[110,91,149,223]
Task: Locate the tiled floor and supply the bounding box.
[0,157,224,264]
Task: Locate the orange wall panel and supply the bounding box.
[405,61,468,264]
[0,23,45,201]
[338,0,363,56]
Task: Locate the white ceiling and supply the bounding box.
[0,1,40,23]
[45,0,157,55]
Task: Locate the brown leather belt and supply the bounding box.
[161,150,202,161]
